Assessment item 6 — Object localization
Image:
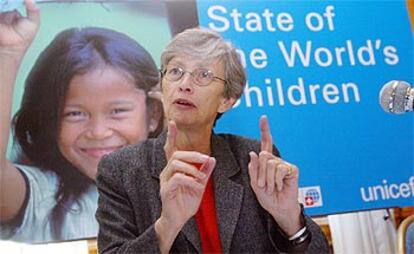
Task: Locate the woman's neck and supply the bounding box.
[175,125,212,155]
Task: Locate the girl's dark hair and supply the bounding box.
[12,27,163,239]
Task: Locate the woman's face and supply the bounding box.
[58,67,150,180]
[162,56,234,129]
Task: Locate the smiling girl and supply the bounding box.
[0,0,163,242]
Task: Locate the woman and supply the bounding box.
[0,0,163,242]
[96,28,329,253]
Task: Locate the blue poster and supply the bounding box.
[197,0,414,215]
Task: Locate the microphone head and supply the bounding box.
[379,80,411,114]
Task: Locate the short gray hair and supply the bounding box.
[161,27,246,100]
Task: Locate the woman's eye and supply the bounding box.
[200,71,210,79]
[168,67,182,76]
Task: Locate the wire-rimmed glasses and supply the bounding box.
[161,66,226,86]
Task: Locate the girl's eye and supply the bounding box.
[111,108,134,119]
[65,111,82,116]
[112,108,129,114]
[63,111,87,122]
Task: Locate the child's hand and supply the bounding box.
[0,0,39,56]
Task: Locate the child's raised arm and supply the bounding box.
[0,0,39,221]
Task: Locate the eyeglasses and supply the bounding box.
[161,66,226,86]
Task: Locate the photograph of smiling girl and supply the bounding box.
[0,0,174,243]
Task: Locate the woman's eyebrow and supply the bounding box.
[168,60,184,66]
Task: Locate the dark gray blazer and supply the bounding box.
[96,132,329,253]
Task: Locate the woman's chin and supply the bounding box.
[169,115,195,126]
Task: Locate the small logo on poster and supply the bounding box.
[299,186,323,208]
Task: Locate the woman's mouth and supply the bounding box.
[173,98,196,109]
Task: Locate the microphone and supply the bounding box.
[379,80,414,114]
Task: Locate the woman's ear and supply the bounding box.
[218,97,236,113]
[148,117,158,133]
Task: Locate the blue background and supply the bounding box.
[197,0,414,215]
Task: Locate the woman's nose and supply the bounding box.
[177,72,194,93]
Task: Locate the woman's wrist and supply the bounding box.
[281,204,312,248]
[288,225,311,246]
[271,203,303,236]
[154,216,182,254]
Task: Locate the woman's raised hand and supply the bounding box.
[159,121,216,230]
[248,115,302,236]
[155,121,215,253]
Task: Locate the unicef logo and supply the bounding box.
[304,188,320,206]
[300,186,323,208]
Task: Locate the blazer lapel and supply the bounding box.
[181,218,202,252]
[150,131,167,180]
[211,134,244,253]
